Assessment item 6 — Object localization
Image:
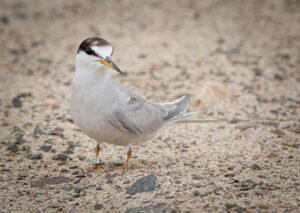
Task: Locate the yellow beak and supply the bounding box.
[97,57,124,75]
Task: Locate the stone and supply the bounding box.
[251,164,262,170]
[31,176,72,187]
[12,97,22,108]
[40,145,52,152]
[27,153,42,160]
[94,203,104,210]
[126,173,157,195]
[194,191,200,196]
[125,203,176,213]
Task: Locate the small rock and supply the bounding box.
[7,143,18,152]
[62,145,74,155]
[259,203,269,209]
[27,153,42,160]
[18,170,28,179]
[40,145,52,152]
[66,118,74,123]
[74,186,83,193]
[32,176,72,187]
[12,126,25,137]
[34,126,48,136]
[0,15,9,24]
[194,191,200,196]
[270,109,279,115]
[236,124,257,130]
[251,164,262,170]
[235,206,247,213]
[53,154,71,161]
[49,127,64,138]
[224,173,235,178]
[253,68,262,76]
[192,174,203,180]
[72,171,79,175]
[125,203,175,213]
[73,194,80,198]
[96,185,103,190]
[15,137,25,144]
[191,140,197,146]
[14,11,27,19]
[293,127,300,134]
[126,173,157,195]
[12,97,22,108]
[274,73,283,81]
[94,203,104,210]
[74,179,81,184]
[61,169,69,173]
[39,58,53,64]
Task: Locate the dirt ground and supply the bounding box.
[0,0,299,212]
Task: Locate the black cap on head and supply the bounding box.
[77,37,112,57]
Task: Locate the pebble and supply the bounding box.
[14,11,27,19]
[7,143,18,152]
[126,173,157,195]
[251,164,262,170]
[34,126,48,136]
[15,137,25,144]
[27,153,42,160]
[73,194,80,198]
[293,127,300,134]
[40,145,52,152]
[253,68,262,76]
[94,203,104,210]
[194,191,200,196]
[192,174,203,180]
[61,169,69,173]
[274,73,283,80]
[259,203,269,209]
[12,97,22,108]
[62,145,74,155]
[0,15,9,24]
[49,127,64,138]
[125,203,175,213]
[235,124,257,130]
[12,126,25,138]
[53,154,71,161]
[31,176,72,187]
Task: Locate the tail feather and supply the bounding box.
[158,95,191,120]
[170,108,208,122]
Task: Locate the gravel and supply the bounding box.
[1,0,299,212]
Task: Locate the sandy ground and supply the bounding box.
[0,0,300,212]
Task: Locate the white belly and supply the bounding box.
[70,79,153,146]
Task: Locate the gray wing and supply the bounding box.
[108,95,167,135]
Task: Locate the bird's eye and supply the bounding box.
[86,48,93,55]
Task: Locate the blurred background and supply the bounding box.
[0,0,299,212]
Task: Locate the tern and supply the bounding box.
[70,37,205,170]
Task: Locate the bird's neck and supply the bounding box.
[73,65,113,88]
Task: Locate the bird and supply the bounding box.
[70,37,206,170]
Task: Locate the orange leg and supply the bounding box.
[115,146,132,170]
[91,143,101,171]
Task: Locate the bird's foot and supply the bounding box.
[113,164,127,171]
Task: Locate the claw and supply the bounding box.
[91,164,102,171]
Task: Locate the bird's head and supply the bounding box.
[76,37,123,75]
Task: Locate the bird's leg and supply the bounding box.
[91,143,101,171]
[115,145,132,170]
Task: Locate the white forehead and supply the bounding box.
[91,45,113,59]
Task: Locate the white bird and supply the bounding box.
[70,37,205,170]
